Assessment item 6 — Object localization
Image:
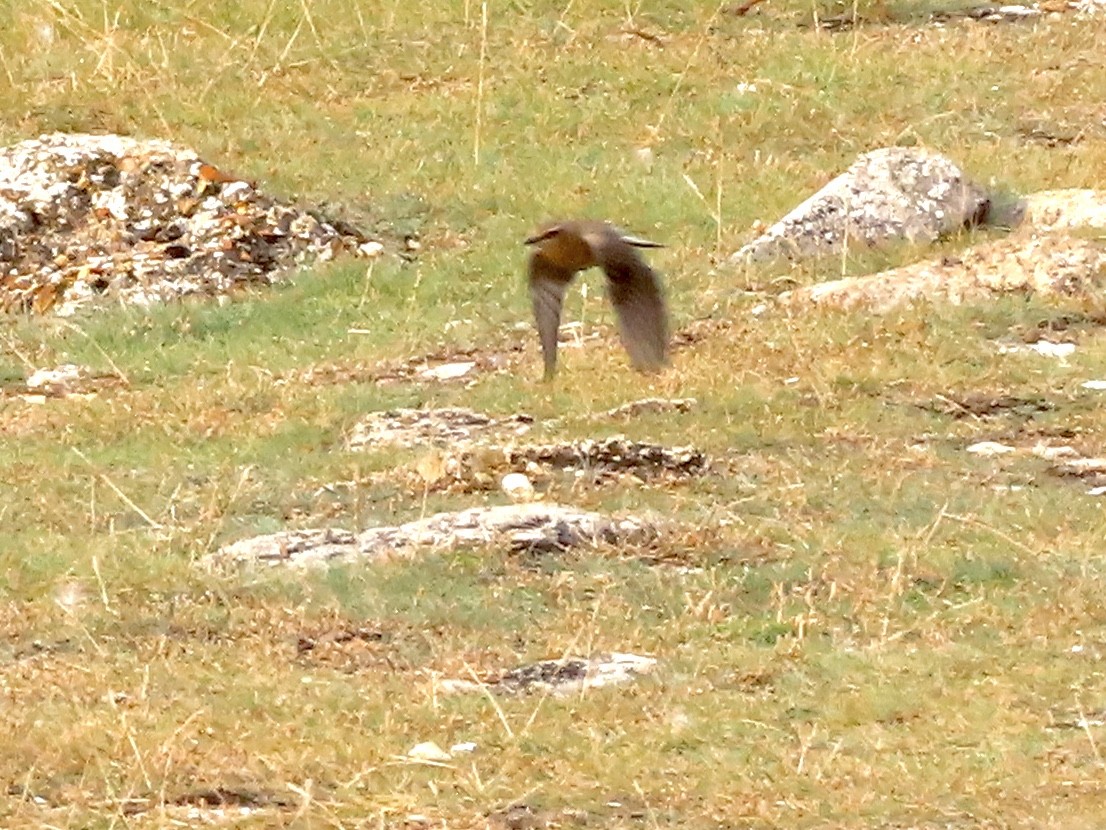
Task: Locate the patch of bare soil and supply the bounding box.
[0,133,378,315]
[920,392,1054,420]
[598,397,698,419]
[1010,309,1106,343]
[294,625,399,673]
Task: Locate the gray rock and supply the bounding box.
[732,147,990,264]
[206,503,657,569]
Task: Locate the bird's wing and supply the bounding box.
[597,241,669,372]
[528,251,575,380]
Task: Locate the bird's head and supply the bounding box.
[523,223,566,246]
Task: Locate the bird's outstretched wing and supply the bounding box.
[528,251,576,381]
[597,241,669,372]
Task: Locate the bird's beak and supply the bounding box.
[620,234,665,249]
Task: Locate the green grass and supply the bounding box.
[3,1,1106,827]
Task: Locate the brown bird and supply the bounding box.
[525,219,669,381]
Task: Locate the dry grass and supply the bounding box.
[2,1,1106,828]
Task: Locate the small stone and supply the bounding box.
[26,363,83,391]
[966,441,1016,456]
[406,741,452,763]
[1031,444,1079,460]
[501,472,535,503]
[416,361,475,381]
[1026,341,1076,359]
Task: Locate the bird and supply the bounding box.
[524,219,669,381]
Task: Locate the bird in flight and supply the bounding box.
[524,219,669,381]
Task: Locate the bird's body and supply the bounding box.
[525,219,669,381]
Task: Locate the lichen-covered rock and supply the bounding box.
[206,503,657,569]
[732,147,989,264]
[506,436,707,477]
[0,133,377,315]
[346,408,709,492]
[438,652,658,697]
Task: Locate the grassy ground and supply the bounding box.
[2,1,1106,827]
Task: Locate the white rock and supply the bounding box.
[501,472,535,503]
[417,361,476,381]
[1031,444,1079,460]
[26,363,83,389]
[1027,341,1076,359]
[966,441,1016,456]
[997,341,1076,359]
[1081,380,1106,390]
[406,741,452,763]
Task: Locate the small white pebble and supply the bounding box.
[406,742,451,762]
[501,472,535,503]
[966,441,1016,456]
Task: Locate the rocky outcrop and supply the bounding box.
[0,133,378,315]
[347,408,708,492]
[205,503,658,569]
[786,234,1106,312]
[784,187,1106,311]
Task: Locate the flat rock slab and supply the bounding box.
[508,437,707,477]
[439,652,658,697]
[1016,189,1106,233]
[2,363,126,400]
[206,503,657,569]
[347,408,709,491]
[785,233,1106,312]
[347,407,534,450]
[732,146,989,264]
[0,132,375,315]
